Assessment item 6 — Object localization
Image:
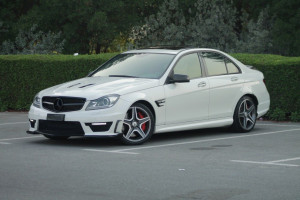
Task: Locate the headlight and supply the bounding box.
[86,94,120,110]
[33,94,41,108]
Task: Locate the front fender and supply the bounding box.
[120,86,166,126]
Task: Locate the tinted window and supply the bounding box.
[225,59,240,74]
[92,53,175,79]
[202,52,227,76]
[173,53,202,79]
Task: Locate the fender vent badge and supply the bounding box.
[155,99,165,107]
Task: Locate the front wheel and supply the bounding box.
[231,96,257,132]
[121,103,155,145]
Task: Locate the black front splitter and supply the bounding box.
[26,130,41,135]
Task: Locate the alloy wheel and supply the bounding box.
[238,99,256,131]
[122,106,152,143]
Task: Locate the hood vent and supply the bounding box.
[79,84,94,88]
[68,83,81,88]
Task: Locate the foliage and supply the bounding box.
[132,0,187,47]
[0,53,117,111]
[188,0,239,51]
[290,112,300,122]
[268,108,286,121]
[133,0,240,51]
[0,21,7,34]
[0,53,299,122]
[233,0,300,56]
[0,0,299,56]
[270,0,300,56]
[132,0,274,53]
[0,24,65,54]
[133,0,299,56]
[0,0,161,54]
[236,8,273,54]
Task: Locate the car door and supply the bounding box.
[164,53,209,124]
[200,51,244,119]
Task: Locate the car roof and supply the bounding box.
[124,48,222,55]
[124,49,182,55]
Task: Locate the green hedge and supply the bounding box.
[0,54,117,111]
[0,53,299,121]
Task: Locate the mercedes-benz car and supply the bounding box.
[27,48,270,145]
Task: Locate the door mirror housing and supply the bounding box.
[168,74,190,84]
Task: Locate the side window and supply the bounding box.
[202,52,227,76]
[173,53,202,79]
[225,59,240,74]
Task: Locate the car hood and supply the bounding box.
[40,77,159,100]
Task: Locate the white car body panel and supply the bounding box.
[207,74,244,119]
[164,77,209,124]
[28,48,270,139]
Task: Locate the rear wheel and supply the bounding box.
[43,134,70,140]
[121,103,155,145]
[232,96,257,132]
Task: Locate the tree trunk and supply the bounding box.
[95,43,101,54]
[104,46,108,53]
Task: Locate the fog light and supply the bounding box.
[85,122,112,132]
[91,122,107,126]
[29,119,36,128]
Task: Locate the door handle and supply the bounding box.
[231,77,238,81]
[198,82,206,87]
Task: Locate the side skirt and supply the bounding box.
[155,118,233,133]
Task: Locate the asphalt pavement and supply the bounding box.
[0,112,300,200]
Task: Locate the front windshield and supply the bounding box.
[91,53,175,79]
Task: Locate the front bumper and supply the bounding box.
[27,98,131,137]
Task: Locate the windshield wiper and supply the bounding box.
[109,75,138,78]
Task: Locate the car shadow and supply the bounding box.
[26,126,267,148]
[152,126,266,142]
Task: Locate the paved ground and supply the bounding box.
[0,112,299,200]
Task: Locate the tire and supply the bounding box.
[231,96,257,132]
[43,134,70,140]
[121,103,155,145]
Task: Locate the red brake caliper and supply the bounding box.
[138,112,146,131]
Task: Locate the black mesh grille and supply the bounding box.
[42,96,86,112]
[38,120,84,136]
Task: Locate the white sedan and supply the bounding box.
[27,48,270,145]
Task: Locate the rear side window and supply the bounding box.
[173,53,202,79]
[225,59,240,74]
[202,52,227,76]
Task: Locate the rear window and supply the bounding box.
[202,52,227,76]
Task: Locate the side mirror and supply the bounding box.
[168,74,190,84]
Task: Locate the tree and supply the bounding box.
[232,0,300,56]
[187,0,239,51]
[271,0,300,56]
[0,0,38,44]
[0,24,65,54]
[1,0,299,55]
[236,8,273,54]
[132,0,187,47]
[12,0,163,54]
[132,0,239,52]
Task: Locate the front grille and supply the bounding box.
[38,120,84,136]
[42,96,86,112]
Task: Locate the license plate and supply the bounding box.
[47,114,65,121]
